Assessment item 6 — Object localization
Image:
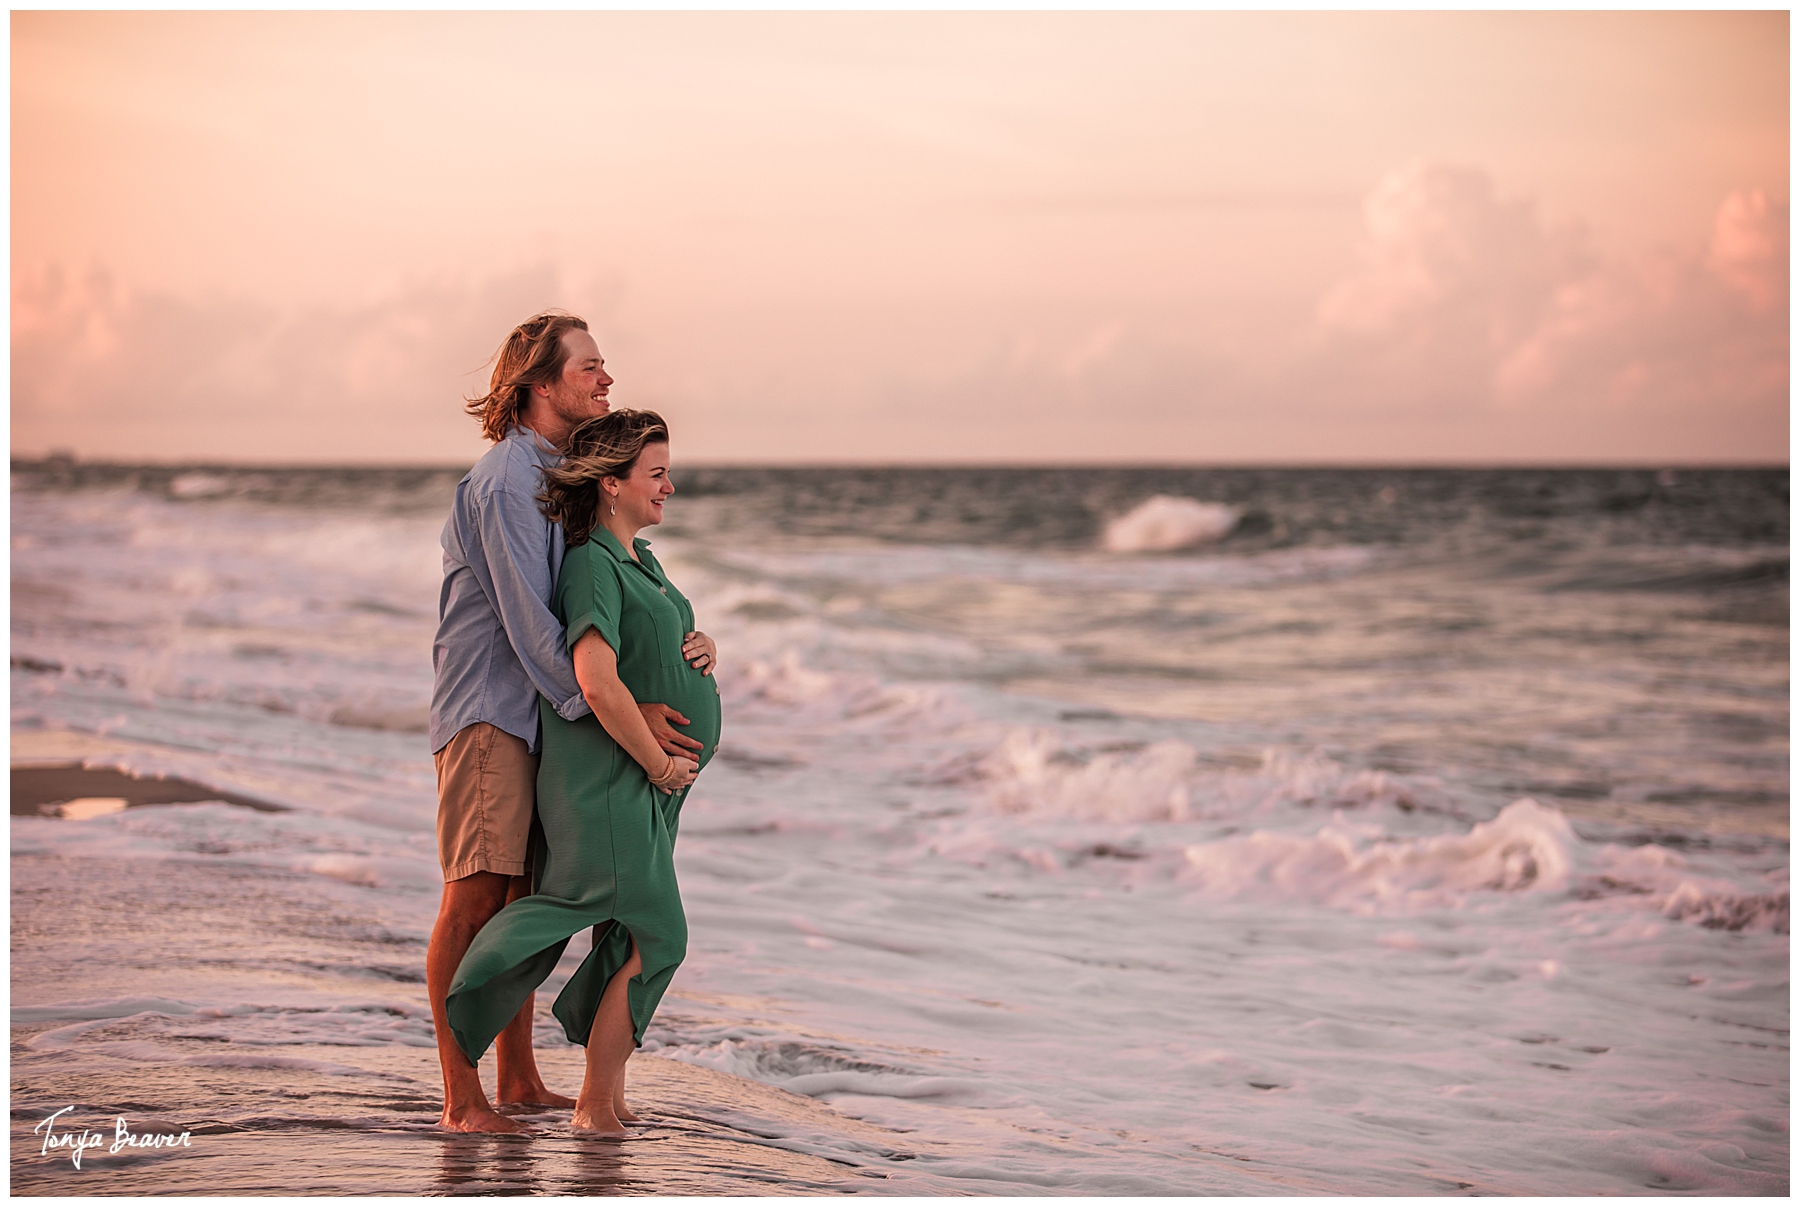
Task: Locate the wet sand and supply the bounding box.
[12,1042,912,1195]
[11,764,286,817]
[11,743,926,1196]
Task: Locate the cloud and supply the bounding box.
[1707,188,1786,311]
[11,261,605,462]
[1312,161,1788,425]
[1318,162,1589,359]
[11,163,1785,466]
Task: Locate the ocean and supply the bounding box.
[10,460,1789,1194]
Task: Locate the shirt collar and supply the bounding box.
[593,527,654,566]
[506,423,560,462]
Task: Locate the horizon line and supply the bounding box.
[10,455,1789,473]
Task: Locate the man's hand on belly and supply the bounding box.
[638,703,704,759]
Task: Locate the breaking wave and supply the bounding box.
[1660,884,1789,932]
[1180,798,1577,908]
[983,730,1198,821]
[1102,496,1241,553]
[977,732,1449,824]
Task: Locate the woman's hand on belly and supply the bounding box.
[681,630,718,676]
[647,754,698,793]
[574,628,699,793]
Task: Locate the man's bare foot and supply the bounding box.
[613,1095,641,1123]
[571,1104,628,1138]
[498,1084,577,1109]
[438,1103,533,1134]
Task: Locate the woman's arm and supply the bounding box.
[572,629,697,793]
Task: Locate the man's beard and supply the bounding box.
[549,395,607,443]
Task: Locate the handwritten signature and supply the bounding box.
[33,1106,193,1169]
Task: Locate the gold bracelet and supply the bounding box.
[648,756,685,789]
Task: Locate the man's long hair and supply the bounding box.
[465,312,589,443]
[537,409,671,548]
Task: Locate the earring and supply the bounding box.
[609,500,617,516]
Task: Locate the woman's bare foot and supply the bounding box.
[438,1103,533,1134]
[570,1103,629,1138]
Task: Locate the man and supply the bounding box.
[426,312,704,1133]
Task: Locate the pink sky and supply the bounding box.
[12,12,1788,465]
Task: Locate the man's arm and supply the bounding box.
[468,484,589,721]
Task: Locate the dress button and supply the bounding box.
[659,586,667,594]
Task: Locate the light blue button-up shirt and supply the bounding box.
[430,425,591,754]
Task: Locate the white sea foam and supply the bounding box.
[982,730,1197,822]
[1101,495,1242,552]
[50,1040,407,1079]
[13,997,203,1025]
[1579,843,1790,933]
[296,853,441,890]
[1658,882,1789,931]
[725,651,971,734]
[11,801,440,892]
[1180,798,1575,909]
[654,1039,985,1103]
[713,540,1374,594]
[26,1002,435,1052]
[976,733,1451,825]
[166,472,233,500]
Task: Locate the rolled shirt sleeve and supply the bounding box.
[560,547,624,655]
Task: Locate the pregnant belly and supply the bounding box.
[634,668,722,768]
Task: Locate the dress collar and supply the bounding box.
[593,527,654,567]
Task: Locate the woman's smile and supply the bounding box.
[612,443,674,530]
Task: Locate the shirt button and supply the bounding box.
[659,586,667,594]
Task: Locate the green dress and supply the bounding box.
[444,530,721,1065]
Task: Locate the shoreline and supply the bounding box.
[11,1039,908,1195]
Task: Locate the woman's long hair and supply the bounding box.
[538,409,670,548]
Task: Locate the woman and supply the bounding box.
[444,409,721,1137]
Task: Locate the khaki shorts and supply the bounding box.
[434,722,538,881]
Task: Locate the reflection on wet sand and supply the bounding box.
[434,1133,548,1195]
[13,1046,900,1195]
